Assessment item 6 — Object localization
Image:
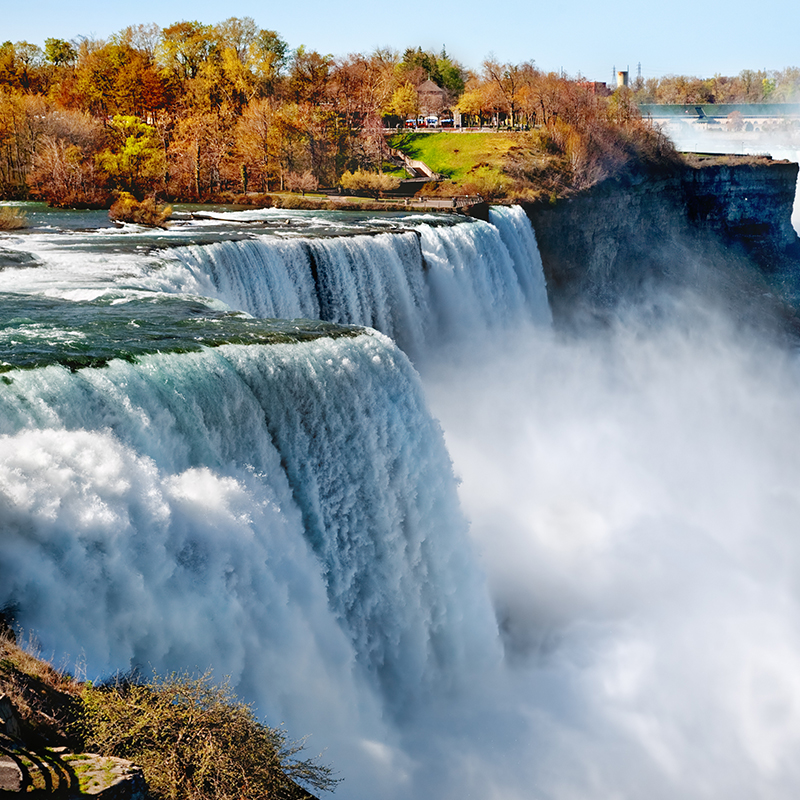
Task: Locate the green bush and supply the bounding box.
[77,672,339,800]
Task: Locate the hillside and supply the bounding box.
[389,115,681,203]
[0,626,332,799]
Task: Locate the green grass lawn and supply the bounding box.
[388,131,520,183]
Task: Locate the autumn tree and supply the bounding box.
[385,82,419,121]
[771,67,800,102]
[285,169,318,195]
[235,98,282,190]
[168,111,232,198]
[456,77,491,126]
[0,91,49,195]
[158,21,215,82]
[208,17,261,113]
[350,112,388,171]
[288,46,332,104]
[249,29,289,94]
[482,58,524,127]
[26,106,108,206]
[114,24,162,58]
[97,115,165,197]
[69,39,168,121]
[293,103,341,185]
[331,52,395,132]
[30,135,108,207]
[0,41,47,93]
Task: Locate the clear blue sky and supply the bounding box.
[3,0,799,82]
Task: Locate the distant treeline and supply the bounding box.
[1,19,774,204]
[631,68,800,106]
[0,21,475,204]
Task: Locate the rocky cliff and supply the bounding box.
[523,157,800,325]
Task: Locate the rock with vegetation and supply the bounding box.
[0,206,28,230]
[0,624,336,799]
[109,193,172,228]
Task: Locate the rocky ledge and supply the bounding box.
[1,695,145,799]
[523,157,800,325]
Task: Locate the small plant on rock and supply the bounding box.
[109,192,172,228]
[0,206,29,230]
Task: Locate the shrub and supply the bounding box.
[77,672,339,800]
[0,205,29,230]
[284,171,319,196]
[109,192,172,228]
[339,169,401,198]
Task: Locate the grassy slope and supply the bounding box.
[0,632,81,749]
[389,131,519,182]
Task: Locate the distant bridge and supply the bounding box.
[640,103,800,129]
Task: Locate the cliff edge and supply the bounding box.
[524,157,800,326]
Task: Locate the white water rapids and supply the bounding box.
[2,204,800,798]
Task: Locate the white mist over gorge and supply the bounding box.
[3,198,800,799]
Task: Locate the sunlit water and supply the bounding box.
[2,203,800,799]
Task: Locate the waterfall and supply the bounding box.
[489,205,552,323]
[7,203,796,799]
[0,209,549,795]
[161,212,551,358]
[1,207,554,797]
[0,333,498,708]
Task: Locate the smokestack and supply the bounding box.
[616,70,629,88]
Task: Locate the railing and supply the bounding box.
[388,148,441,180]
[451,195,485,208]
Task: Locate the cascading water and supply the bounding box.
[0,207,538,797]
[154,206,551,358]
[4,202,800,799]
[0,333,497,705]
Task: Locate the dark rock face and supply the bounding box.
[524,159,800,325]
[682,161,800,265]
[0,695,22,740]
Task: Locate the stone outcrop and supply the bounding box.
[0,694,145,799]
[0,739,146,799]
[523,158,800,325]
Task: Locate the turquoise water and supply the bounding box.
[0,292,363,372]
